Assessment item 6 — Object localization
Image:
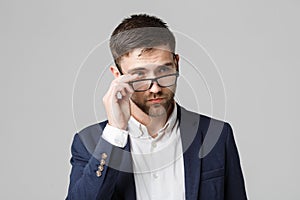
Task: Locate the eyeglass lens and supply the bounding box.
[131,74,178,92]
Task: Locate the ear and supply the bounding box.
[110,65,121,78]
[175,54,180,71]
[175,54,180,63]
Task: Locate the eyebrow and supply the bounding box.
[127,67,147,74]
[127,62,174,74]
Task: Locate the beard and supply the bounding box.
[131,89,175,117]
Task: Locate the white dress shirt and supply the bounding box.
[102,104,186,200]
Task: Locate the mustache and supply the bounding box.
[146,94,169,100]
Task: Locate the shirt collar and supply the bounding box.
[128,103,178,139]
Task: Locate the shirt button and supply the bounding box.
[152,142,157,148]
[153,173,158,179]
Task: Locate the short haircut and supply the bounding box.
[109,14,176,72]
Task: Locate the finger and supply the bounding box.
[109,80,133,94]
[112,84,134,100]
[114,82,134,94]
[117,74,139,83]
[116,91,123,100]
[118,86,135,100]
[120,88,127,97]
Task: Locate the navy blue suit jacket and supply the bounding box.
[66,105,247,200]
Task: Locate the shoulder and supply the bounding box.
[179,105,231,133]
[178,106,234,152]
[178,106,234,160]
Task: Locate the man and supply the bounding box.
[66,14,247,200]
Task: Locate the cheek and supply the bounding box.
[164,86,176,96]
[131,92,146,102]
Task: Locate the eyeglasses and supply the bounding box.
[128,72,179,92]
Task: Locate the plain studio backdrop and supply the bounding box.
[1,0,299,199]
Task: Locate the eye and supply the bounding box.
[132,71,145,77]
[158,66,172,73]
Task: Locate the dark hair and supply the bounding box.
[109,14,176,73]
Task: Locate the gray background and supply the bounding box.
[1,0,299,199]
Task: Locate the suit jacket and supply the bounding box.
[66,105,247,200]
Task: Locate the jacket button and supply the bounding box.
[96,170,102,177]
[98,165,104,172]
[101,153,107,159]
[100,159,106,165]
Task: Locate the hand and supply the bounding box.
[103,74,137,130]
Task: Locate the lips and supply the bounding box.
[148,98,164,103]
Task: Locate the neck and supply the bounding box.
[130,101,175,138]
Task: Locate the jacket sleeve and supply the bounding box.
[66,133,120,200]
[224,123,248,200]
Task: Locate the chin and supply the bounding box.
[147,104,168,117]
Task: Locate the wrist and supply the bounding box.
[108,121,128,131]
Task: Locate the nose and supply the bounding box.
[149,81,162,93]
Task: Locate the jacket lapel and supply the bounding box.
[179,106,203,200]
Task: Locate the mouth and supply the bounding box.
[148,98,165,103]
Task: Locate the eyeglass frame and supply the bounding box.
[114,53,179,92]
[127,72,179,92]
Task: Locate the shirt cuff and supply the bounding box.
[102,124,129,148]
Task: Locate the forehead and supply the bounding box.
[119,46,174,72]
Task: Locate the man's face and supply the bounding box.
[119,46,178,117]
